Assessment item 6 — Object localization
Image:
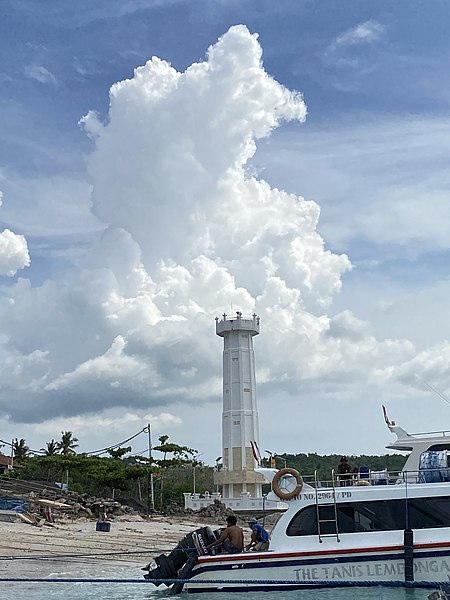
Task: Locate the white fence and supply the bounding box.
[183,491,286,512]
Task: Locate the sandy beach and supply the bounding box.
[0,514,223,580]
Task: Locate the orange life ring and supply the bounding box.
[272,467,303,500]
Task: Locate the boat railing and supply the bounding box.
[301,467,450,489]
[407,429,450,438]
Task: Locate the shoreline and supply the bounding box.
[0,514,217,579]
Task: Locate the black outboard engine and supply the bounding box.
[143,526,218,588]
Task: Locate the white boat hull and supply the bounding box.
[143,417,450,594]
[185,543,450,592]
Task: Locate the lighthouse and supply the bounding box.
[213,312,266,499]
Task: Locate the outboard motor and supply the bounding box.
[143,526,219,589]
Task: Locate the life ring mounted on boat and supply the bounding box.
[272,467,303,500]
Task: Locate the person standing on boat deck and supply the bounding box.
[206,515,244,554]
[246,518,270,551]
[337,456,353,486]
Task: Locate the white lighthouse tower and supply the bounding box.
[213,312,266,499]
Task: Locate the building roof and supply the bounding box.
[0,454,13,467]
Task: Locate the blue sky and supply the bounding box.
[1,1,450,462]
[4,0,450,175]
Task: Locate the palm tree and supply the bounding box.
[57,431,78,455]
[41,439,59,456]
[13,438,29,462]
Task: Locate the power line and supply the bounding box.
[84,427,148,456]
[2,427,149,459]
[421,379,450,406]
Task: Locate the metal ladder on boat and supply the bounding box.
[314,469,340,543]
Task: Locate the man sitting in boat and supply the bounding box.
[246,517,270,551]
[337,456,353,486]
[206,515,244,554]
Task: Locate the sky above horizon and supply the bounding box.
[1,0,450,466]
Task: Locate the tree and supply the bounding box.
[13,438,29,463]
[153,435,196,465]
[152,435,197,509]
[57,431,79,455]
[107,446,132,459]
[41,440,59,456]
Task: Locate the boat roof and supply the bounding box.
[386,424,450,452]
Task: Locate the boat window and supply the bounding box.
[286,506,318,536]
[408,497,450,528]
[286,496,450,536]
[428,444,450,452]
[342,500,406,533]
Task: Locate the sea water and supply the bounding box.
[0,560,433,600]
[0,584,431,600]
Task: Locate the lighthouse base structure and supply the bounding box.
[183,491,286,512]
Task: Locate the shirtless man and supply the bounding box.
[207,515,244,554]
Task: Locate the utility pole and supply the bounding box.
[148,424,155,511]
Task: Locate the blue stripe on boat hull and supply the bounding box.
[187,581,443,593]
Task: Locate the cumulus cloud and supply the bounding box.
[392,345,450,391]
[0,25,441,458]
[0,229,30,276]
[80,26,307,266]
[0,182,68,281]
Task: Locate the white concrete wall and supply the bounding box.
[183,492,286,512]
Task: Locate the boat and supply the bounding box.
[143,407,450,593]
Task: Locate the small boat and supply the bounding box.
[143,408,450,593]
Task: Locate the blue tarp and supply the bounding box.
[0,496,29,512]
[419,450,450,483]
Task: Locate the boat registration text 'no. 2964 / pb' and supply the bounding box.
[301,491,352,501]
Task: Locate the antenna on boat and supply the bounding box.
[422,379,450,406]
[382,405,395,427]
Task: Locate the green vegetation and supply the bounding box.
[12,438,29,462]
[41,440,59,456]
[3,452,215,509]
[2,433,214,510]
[262,452,407,483]
[2,431,409,508]
[57,431,79,455]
